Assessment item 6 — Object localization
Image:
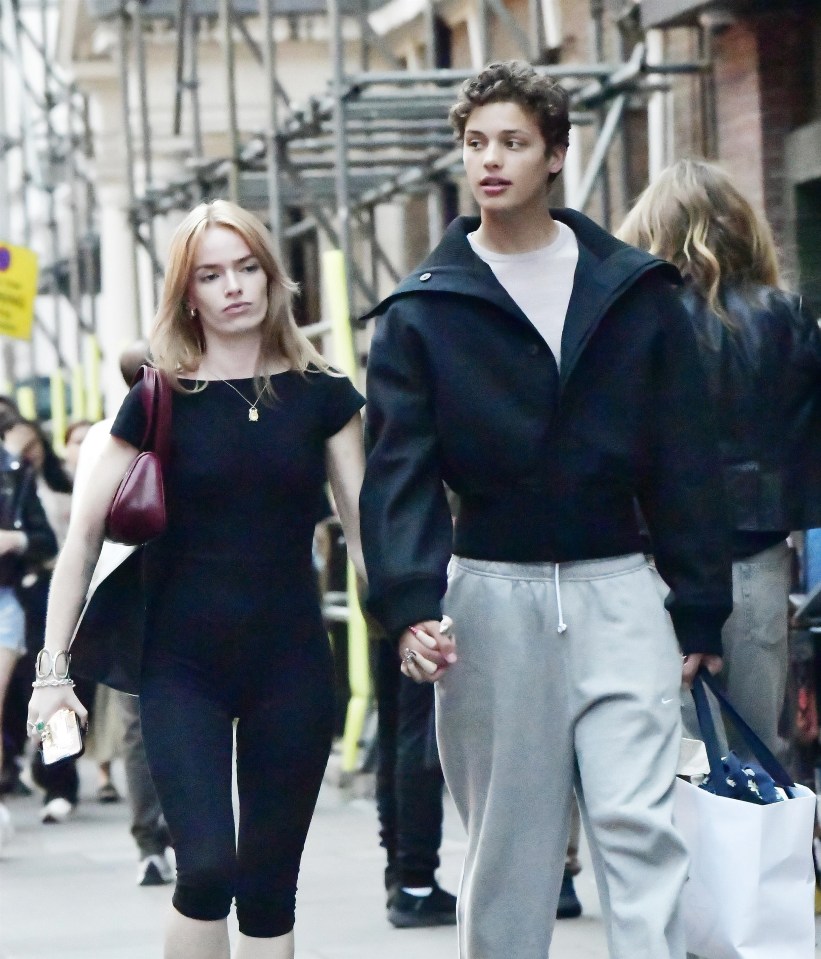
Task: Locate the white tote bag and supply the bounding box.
[674,672,817,959]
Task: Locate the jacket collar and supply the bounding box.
[361,209,681,382]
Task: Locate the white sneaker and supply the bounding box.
[137,851,175,886]
[40,797,75,824]
[0,803,13,851]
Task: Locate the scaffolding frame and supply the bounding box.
[0,0,99,387]
[99,0,707,328]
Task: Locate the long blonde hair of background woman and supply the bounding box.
[617,158,781,326]
[151,199,332,398]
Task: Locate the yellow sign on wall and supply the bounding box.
[0,242,38,340]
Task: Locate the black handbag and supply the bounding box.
[70,548,146,695]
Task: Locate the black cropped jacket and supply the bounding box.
[360,211,732,655]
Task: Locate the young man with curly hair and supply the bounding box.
[360,61,732,958]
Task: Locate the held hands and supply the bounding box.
[398,616,457,683]
[681,653,723,688]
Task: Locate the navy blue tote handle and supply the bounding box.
[691,668,796,799]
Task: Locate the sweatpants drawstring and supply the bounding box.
[555,564,568,634]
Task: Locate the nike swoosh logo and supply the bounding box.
[661,697,674,704]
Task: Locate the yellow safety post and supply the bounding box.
[71,364,86,422]
[322,248,371,773]
[15,385,36,420]
[49,370,67,453]
[85,334,103,421]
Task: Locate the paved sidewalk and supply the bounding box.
[4,754,819,959]
[0,754,610,959]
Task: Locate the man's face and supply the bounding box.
[462,101,566,217]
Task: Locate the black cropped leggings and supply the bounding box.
[139,654,335,938]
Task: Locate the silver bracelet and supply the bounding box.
[35,649,71,681]
[31,678,75,689]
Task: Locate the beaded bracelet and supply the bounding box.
[32,678,76,689]
[31,678,74,689]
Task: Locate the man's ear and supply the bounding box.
[548,143,567,176]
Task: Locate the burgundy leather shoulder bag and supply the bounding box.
[105,365,171,546]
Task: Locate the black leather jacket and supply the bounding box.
[681,282,821,534]
[0,448,57,587]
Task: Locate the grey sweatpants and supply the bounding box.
[437,554,687,959]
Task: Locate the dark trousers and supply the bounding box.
[375,637,444,890]
[117,691,170,857]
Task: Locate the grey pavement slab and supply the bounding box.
[0,754,609,958]
[2,755,818,958]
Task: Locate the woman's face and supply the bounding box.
[63,423,91,476]
[186,226,269,345]
[4,423,45,473]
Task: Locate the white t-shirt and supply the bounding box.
[468,222,579,365]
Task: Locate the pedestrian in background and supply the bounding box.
[0,414,57,848]
[360,60,732,959]
[2,418,89,825]
[373,612,457,927]
[71,340,174,886]
[28,199,366,959]
[618,157,821,757]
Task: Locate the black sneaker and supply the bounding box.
[387,883,457,928]
[137,852,175,886]
[556,871,582,919]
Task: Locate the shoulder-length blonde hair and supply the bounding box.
[150,199,331,397]
[617,158,781,325]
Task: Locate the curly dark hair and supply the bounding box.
[449,61,571,170]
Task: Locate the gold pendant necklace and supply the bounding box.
[219,378,267,422]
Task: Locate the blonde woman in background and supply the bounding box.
[619,157,821,757]
[28,200,366,959]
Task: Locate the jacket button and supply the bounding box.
[419,272,432,281]
[527,343,540,355]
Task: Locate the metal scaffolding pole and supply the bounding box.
[132,0,159,307]
[39,0,62,365]
[0,15,10,241]
[172,0,189,138]
[327,0,354,311]
[219,0,241,203]
[81,94,98,336]
[423,0,446,250]
[261,0,284,249]
[590,0,612,228]
[117,5,144,337]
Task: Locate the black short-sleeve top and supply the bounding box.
[110,368,364,571]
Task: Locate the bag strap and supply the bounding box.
[133,365,171,467]
[692,668,796,797]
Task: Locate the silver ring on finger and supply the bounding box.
[402,647,417,665]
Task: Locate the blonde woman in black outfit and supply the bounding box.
[28,200,366,959]
[619,158,821,757]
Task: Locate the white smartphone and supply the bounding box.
[41,708,85,765]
